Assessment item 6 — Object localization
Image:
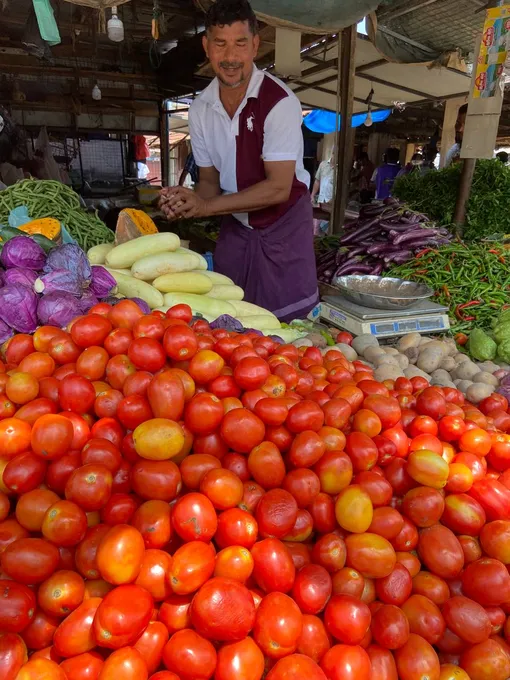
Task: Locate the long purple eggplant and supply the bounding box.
[334,263,375,277]
[383,250,413,264]
[392,228,440,245]
[339,215,382,243]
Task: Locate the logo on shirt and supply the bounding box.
[247,114,255,132]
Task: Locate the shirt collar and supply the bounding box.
[200,65,264,108]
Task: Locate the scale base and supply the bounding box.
[321,296,450,338]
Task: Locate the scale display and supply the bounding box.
[321,296,450,338]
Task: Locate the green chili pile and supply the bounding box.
[0,180,114,250]
[387,242,510,333]
[393,159,510,242]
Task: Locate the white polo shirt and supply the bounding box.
[188,66,310,228]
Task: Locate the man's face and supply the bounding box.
[203,21,259,89]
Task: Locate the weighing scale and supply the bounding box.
[321,295,450,339]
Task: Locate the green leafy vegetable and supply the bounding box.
[393,160,510,241]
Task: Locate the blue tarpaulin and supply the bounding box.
[303,109,392,134]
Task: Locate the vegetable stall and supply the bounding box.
[1,177,510,680]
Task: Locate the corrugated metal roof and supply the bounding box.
[378,0,485,57]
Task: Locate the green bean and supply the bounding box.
[0,179,114,249]
[388,242,510,333]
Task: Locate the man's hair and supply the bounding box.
[359,152,369,161]
[458,103,468,116]
[386,147,401,164]
[205,0,258,35]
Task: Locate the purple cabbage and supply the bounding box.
[44,244,92,283]
[210,314,244,332]
[37,292,83,328]
[90,266,117,298]
[0,236,46,270]
[0,284,38,333]
[3,268,38,288]
[0,319,13,345]
[129,297,151,314]
[34,269,84,297]
[79,290,100,313]
[497,384,510,400]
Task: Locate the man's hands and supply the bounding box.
[159,187,209,221]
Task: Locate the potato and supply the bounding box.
[292,338,313,348]
[383,347,400,356]
[452,361,479,381]
[397,333,421,352]
[420,340,449,357]
[431,369,455,388]
[364,346,386,362]
[476,361,500,374]
[417,348,444,374]
[335,343,358,362]
[404,365,431,381]
[352,334,379,355]
[375,355,400,368]
[473,371,499,387]
[395,354,409,370]
[374,364,404,382]
[306,333,327,349]
[456,380,474,394]
[454,354,470,364]
[403,347,419,365]
[439,356,456,372]
[466,383,494,404]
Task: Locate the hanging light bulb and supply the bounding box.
[108,6,125,42]
[92,83,102,101]
[364,87,374,127]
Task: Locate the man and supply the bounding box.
[351,151,374,203]
[444,104,467,168]
[179,151,199,186]
[371,148,401,200]
[311,154,335,211]
[159,0,318,322]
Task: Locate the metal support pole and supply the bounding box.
[332,25,356,234]
[453,158,476,235]
[159,103,171,188]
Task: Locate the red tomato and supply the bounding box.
[71,315,112,348]
[60,652,104,680]
[94,584,153,648]
[162,629,216,680]
[251,538,295,593]
[371,603,410,649]
[442,595,491,644]
[320,645,371,680]
[0,579,36,633]
[96,646,148,680]
[417,525,464,579]
[253,592,302,658]
[215,636,265,680]
[291,564,332,615]
[220,408,265,453]
[96,524,145,585]
[394,634,440,680]
[401,594,446,645]
[191,577,255,641]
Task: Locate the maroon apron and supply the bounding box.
[214,193,319,323]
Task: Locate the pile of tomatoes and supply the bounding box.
[1,299,510,680]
